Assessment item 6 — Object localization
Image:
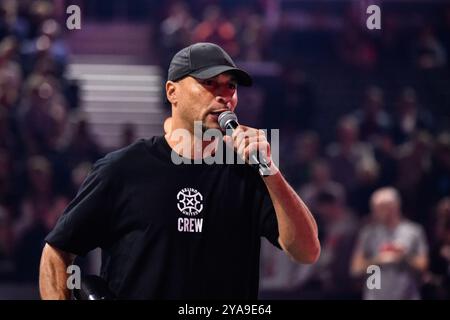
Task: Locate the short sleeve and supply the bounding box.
[45,156,117,256]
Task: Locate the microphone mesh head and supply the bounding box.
[218,111,238,130]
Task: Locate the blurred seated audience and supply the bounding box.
[350,187,429,300]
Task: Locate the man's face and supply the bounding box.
[170,72,238,132]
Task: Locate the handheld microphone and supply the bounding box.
[218,111,271,176]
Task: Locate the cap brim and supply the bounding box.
[190,65,253,87]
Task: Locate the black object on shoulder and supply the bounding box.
[72,275,115,300]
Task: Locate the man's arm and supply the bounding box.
[262,169,320,264]
[39,243,76,300]
[226,127,320,264]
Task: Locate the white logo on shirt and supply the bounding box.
[177,188,203,216]
[177,188,204,233]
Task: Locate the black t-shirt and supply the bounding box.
[45,136,280,299]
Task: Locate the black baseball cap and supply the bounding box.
[167,42,252,86]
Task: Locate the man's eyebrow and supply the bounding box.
[228,76,237,84]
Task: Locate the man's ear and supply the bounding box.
[166,81,177,105]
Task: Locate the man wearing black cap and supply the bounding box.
[39,43,320,300]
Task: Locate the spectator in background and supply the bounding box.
[326,115,375,193]
[232,7,267,62]
[0,36,22,110]
[425,132,450,205]
[395,131,433,223]
[392,87,434,145]
[13,155,68,282]
[40,18,67,72]
[348,157,381,217]
[377,12,404,65]
[160,2,196,67]
[299,159,345,217]
[0,148,16,216]
[372,131,398,187]
[0,36,23,157]
[0,106,15,150]
[14,156,55,238]
[313,191,359,299]
[0,204,14,280]
[353,86,392,143]
[18,0,55,42]
[0,2,12,41]
[414,25,447,69]
[64,116,102,170]
[284,131,321,189]
[192,5,239,57]
[336,23,378,70]
[280,67,315,133]
[259,236,308,299]
[437,6,450,62]
[17,74,67,155]
[423,197,450,299]
[350,187,429,300]
[21,18,68,78]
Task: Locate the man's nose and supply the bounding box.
[215,96,232,109]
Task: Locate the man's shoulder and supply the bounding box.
[95,136,163,172]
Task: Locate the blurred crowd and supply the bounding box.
[0,0,449,300]
[0,0,99,282]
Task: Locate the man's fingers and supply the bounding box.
[227,126,271,164]
[223,135,233,148]
[244,142,271,164]
[232,128,264,145]
[231,126,257,142]
[236,136,260,155]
